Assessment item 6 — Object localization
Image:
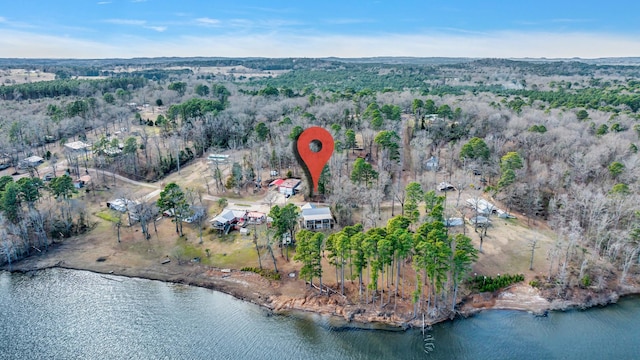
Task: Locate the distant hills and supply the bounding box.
[1,56,640,69]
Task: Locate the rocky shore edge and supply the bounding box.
[6,257,640,331]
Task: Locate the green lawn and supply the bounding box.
[95,210,121,223]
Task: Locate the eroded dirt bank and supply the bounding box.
[6,243,640,331]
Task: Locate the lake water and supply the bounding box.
[1,269,639,359]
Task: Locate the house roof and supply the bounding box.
[466,198,497,214]
[301,207,333,221]
[444,218,464,227]
[23,156,44,163]
[438,182,455,191]
[108,198,139,211]
[64,141,90,151]
[301,203,316,210]
[210,209,246,223]
[247,211,265,218]
[280,179,301,188]
[270,179,284,186]
[469,216,490,224]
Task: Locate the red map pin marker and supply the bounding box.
[296,127,334,193]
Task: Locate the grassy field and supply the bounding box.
[0,69,56,85]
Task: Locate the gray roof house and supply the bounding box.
[300,203,334,230]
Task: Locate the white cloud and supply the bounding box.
[97,1,112,4]
[2,29,640,59]
[145,26,167,32]
[195,17,220,26]
[104,19,147,26]
[0,16,36,29]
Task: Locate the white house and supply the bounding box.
[210,209,247,233]
[300,203,334,230]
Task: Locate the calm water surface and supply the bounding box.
[1,269,639,360]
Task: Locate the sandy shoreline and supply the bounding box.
[5,246,639,330]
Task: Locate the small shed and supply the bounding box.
[444,218,464,227]
[207,154,229,164]
[19,156,44,169]
[438,182,456,192]
[64,141,91,154]
[468,216,490,227]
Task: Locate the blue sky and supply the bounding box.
[1,0,639,58]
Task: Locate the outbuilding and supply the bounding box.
[278,179,302,196]
[19,156,44,169]
[64,141,91,154]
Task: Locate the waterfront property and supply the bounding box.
[210,209,248,234]
[300,203,334,230]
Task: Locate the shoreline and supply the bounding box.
[5,252,640,331]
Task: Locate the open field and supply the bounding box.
[0,69,56,85]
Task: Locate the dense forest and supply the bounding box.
[1,57,639,318]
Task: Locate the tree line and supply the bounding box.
[267,184,478,318]
[0,174,91,268]
[0,77,147,101]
